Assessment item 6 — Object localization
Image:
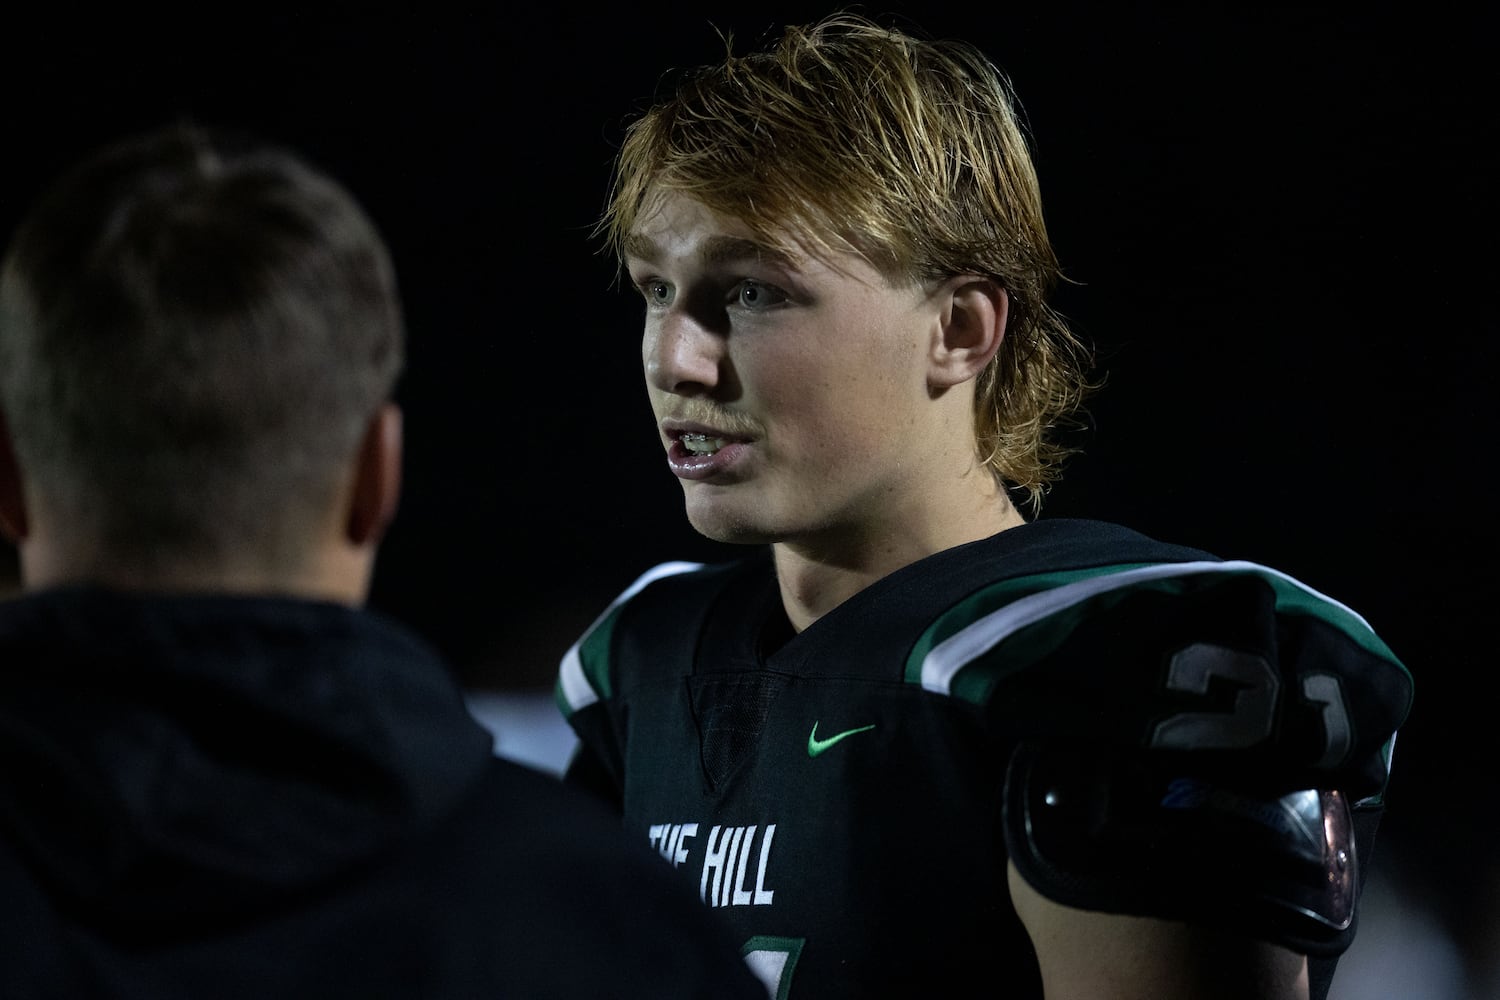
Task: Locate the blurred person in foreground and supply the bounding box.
[554,11,1415,999]
[0,122,766,999]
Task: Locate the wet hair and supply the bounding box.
[600,11,1097,513]
[0,122,405,573]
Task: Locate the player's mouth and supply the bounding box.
[663,422,753,480]
[681,432,728,456]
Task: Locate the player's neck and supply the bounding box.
[771,491,1025,633]
[16,532,374,607]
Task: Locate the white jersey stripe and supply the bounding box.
[558,561,704,712]
[919,559,1374,696]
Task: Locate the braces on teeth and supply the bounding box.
[682,433,727,455]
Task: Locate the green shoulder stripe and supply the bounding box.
[906,559,1408,708]
[903,562,1160,689]
[555,560,703,718]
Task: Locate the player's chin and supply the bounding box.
[683,492,780,546]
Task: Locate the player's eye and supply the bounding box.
[733,280,787,310]
[638,278,672,306]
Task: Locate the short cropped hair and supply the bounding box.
[600,12,1096,513]
[0,123,405,573]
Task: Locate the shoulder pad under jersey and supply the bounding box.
[1003,741,1365,956]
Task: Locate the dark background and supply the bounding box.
[2,4,1493,991]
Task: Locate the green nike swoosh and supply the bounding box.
[807,721,876,758]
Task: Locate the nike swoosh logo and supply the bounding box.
[807,721,876,758]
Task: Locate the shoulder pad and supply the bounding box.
[1003,741,1361,957]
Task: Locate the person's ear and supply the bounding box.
[0,409,29,544]
[346,403,402,547]
[929,276,1008,390]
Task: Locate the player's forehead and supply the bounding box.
[623,190,804,270]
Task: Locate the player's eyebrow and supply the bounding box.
[623,232,797,270]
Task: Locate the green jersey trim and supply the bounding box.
[556,560,704,717]
[908,559,1409,707]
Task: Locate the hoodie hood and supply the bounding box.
[0,586,492,933]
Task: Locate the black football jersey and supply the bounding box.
[555,518,1413,999]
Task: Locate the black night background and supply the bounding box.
[2,5,1493,995]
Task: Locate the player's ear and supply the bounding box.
[0,408,29,544]
[929,275,1007,390]
[346,403,402,547]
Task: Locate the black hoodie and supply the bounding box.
[0,587,765,1000]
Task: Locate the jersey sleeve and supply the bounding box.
[928,560,1412,956]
